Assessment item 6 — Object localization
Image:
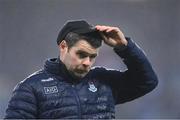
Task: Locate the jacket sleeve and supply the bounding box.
[95,37,158,104]
[4,80,37,119]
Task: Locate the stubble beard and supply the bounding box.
[69,68,89,80]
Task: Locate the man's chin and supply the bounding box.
[69,71,88,80]
[74,72,87,79]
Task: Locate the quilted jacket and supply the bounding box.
[4,38,158,119]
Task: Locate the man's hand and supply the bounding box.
[95,25,128,47]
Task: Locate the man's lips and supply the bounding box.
[75,69,89,74]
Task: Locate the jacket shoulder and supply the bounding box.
[90,66,117,79]
[20,69,48,86]
[90,66,121,75]
[4,70,46,119]
[91,66,107,71]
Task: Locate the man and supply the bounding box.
[5,20,158,119]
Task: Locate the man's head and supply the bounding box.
[57,20,103,79]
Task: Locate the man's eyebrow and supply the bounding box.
[77,50,97,57]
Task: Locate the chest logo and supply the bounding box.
[41,78,54,82]
[88,82,97,92]
[44,86,58,94]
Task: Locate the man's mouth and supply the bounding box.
[75,69,88,74]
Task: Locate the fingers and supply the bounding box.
[95,25,120,33]
[95,25,127,46]
[99,32,108,41]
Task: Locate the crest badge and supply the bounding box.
[88,82,97,92]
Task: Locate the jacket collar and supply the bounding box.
[44,58,62,75]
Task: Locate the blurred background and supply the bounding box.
[0,0,180,118]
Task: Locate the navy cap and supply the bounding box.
[57,20,98,45]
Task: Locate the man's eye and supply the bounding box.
[78,53,87,58]
[90,55,97,59]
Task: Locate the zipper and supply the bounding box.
[71,84,82,118]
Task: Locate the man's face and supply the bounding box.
[60,40,99,79]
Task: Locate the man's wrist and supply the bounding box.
[113,37,137,58]
[114,44,127,51]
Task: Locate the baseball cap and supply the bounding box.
[57,20,98,45]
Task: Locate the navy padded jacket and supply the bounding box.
[4,38,158,119]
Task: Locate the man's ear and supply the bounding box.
[59,40,68,51]
[59,40,68,62]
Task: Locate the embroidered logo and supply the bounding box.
[41,78,54,82]
[44,86,58,94]
[88,82,97,92]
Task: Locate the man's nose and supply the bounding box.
[82,57,91,66]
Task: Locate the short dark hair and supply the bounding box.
[64,32,103,49]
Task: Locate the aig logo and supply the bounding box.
[44,86,58,94]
